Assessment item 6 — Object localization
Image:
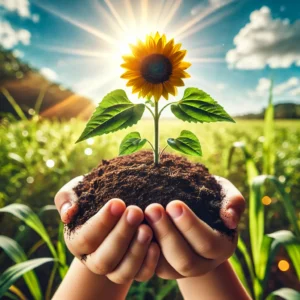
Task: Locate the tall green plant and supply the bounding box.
[228,143,300,299]
[0,204,68,299]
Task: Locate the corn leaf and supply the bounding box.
[0,204,57,259]
[227,142,259,185]
[229,254,251,296]
[171,88,235,123]
[266,288,300,300]
[0,236,42,300]
[263,80,275,175]
[76,89,145,143]
[0,258,55,298]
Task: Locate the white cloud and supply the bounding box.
[290,87,300,96]
[0,0,30,18]
[216,83,227,90]
[0,21,31,49]
[273,77,299,95]
[41,68,58,81]
[248,77,300,99]
[226,6,300,69]
[32,14,40,23]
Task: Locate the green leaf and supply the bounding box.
[76,89,145,143]
[0,258,55,298]
[229,254,252,296]
[145,98,155,107]
[171,88,234,123]
[0,204,57,259]
[0,236,42,300]
[119,132,147,155]
[167,130,202,156]
[266,288,300,300]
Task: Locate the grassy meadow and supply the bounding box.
[1,116,300,299]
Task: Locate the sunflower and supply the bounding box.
[121,32,191,101]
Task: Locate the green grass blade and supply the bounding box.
[229,254,251,296]
[263,80,275,175]
[0,236,42,300]
[249,176,266,274]
[156,280,178,300]
[1,88,27,121]
[38,205,69,278]
[0,258,55,298]
[264,176,300,237]
[227,142,259,185]
[0,204,57,259]
[266,288,300,300]
[237,237,255,282]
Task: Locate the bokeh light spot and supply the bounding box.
[46,159,55,168]
[85,148,93,156]
[262,196,272,205]
[278,260,289,272]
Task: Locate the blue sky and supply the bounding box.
[0,0,299,116]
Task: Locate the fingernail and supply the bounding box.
[126,209,142,226]
[147,207,162,223]
[226,208,240,229]
[60,202,72,216]
[110,201,124,217]
[137,229,151,244]
[168,204,183,219]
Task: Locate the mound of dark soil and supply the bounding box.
[68,151,235,237]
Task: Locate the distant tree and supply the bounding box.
[0,47,33,83]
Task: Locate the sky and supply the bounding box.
[0,0,300,116]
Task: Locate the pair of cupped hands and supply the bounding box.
[54,175,245,284]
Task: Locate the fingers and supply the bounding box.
[155,254,182,280]
[106,225,153,284]
[85,206,144,275]
[54,176,83,223]
[215,176,246,229]
[135,243,160,282]
[166,201,237,260]
[145,204,216,277]
[65,199,126,256]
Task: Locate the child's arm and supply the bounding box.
[177,260,251,300]
[53,258,132,300]
[53,177,160,300]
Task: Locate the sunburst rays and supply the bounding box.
[32,0,238,103]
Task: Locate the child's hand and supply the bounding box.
[144,176,246,279]
[54,176,160,284]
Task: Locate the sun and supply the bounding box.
[120,32,191,101]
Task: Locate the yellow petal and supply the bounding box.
[121,61,141,71]
[153,83,163,101]
[171,43,182,54]
[177,61,192,70]
[169,76,185,87]
[132,79,146,93]
[170,50,187,64]
[172,69,191,78]
[163,81,176,96]
[120,70,140,79]
[162,39,174,57]
[156,38,163,54]
[162,85,169,100]
[154,32,161,43]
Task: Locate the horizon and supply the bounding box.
[1,0,299,117]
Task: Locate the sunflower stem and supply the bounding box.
[154,101,160,165]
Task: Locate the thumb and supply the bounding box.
[54,175,83,224]
[215,176,246,230]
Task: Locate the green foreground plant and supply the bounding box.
[76,88,234,165]
[0,204,68,300]
[228,84,300,299]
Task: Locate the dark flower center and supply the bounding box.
[141,54,172,84]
